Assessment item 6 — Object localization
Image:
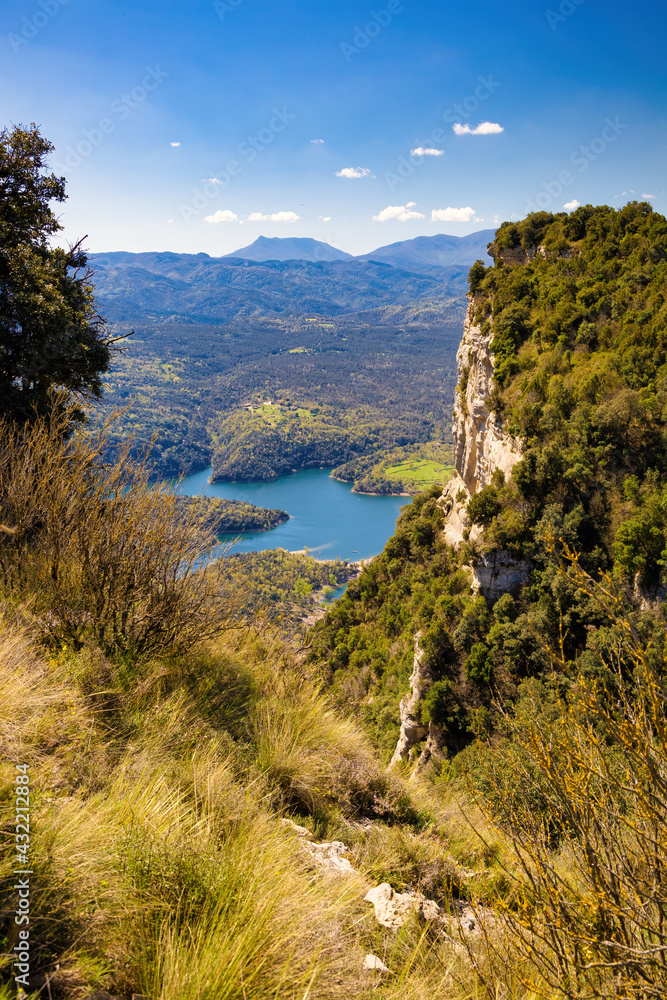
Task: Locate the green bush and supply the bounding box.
[465,643,493,684]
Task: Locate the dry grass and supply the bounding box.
[0,617,497,1000]
[0,401,240,656]
[461,557,667,1000]
[0,410,514,1000]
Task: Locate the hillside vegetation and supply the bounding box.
[94,310,463,481]
[3,408,667,1000]
[4,152,667,998]
[311,203,667,758]
[0,407,513,1000]
[210,403,436,482]
[174,494,289,533]
[333,441,455,495]
[475,201,667,587]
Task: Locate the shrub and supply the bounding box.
[468,260,487,294]
[0,402,239,656]
[465,643,493,684]
[467,486,501,526]
[471,557,667,999]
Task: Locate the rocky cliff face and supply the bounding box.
[391,297,530,768]
[447,298,530,595]
[390,633,445,773]
[452,301,524,495]
[390,634,432,767]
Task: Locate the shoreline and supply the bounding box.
[287,550,367,570]
[182,464,415,499]
[328,473,413,497]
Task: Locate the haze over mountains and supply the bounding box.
[91,230,493,324]
[224,230,494,269]
[224,236,354,263]
[356,230,496,269]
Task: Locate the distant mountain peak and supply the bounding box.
[225,236,354,263]
[357,230,497,271]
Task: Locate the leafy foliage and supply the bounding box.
[313,203,667,766]
[472,202,667,592]
[219,549,355,634]
[0,125,113,420]
[210,402,434,481]
[466,559,667,1000]
[0,404,238,656]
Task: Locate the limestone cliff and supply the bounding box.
[391,296,530,768]
[390,633,445,773]
[390,633,431,766]
[452,300,524,496]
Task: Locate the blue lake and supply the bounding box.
[176,467,408,562]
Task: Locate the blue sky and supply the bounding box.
[1,0,665,255]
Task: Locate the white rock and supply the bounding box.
[363,954,390,973]
[364,883,441,929]
[390,633,432,766]
[471,547,531,603]
[306,840,355,874]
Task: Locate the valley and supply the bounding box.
[91,233,489,486]
[3,0,666,987]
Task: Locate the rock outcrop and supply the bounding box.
[447,297,531,601]
[305,840,356,875]
[471,548,532,604]
[452,303,524,495]
[364,881,495,950]
[392,294,531,767]
[390,634,433,767]
[364,883,440,929]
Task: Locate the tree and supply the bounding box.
[468,259,487,294]
[0,123,115,421]
[467,485,501,525]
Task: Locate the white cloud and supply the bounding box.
[563,199,580,211]
[248,211,300,223]
[431,206,476,223]
[373,202,425,222]
[335,166,372,178]
[206,177,223,185]
[642,193,656,199]
[204,210,239,224]
[167,219,174,224]
[453,122,504,136]
[311,138,325,144]
[320,216,332,222]
[410,147,444,157]
[170,141,181,147]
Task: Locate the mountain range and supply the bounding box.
[91,230,494,324]
[224,230,495,267]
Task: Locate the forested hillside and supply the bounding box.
[95,310,464,480]
[90,251,465,323]
[310,201,667,759]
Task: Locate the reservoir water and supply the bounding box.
[176,466,408,562]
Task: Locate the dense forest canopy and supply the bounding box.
[310,202,667,760]
[477,201,667,585]
[95,310,464,484]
